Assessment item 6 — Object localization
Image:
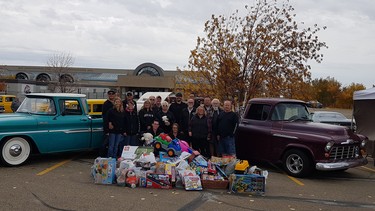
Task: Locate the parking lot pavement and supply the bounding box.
[1,151,374,211]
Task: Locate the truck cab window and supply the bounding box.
[245,104,271,121]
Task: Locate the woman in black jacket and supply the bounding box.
[189,106,211,158]
[139,100,155,134]
[168,123,185,140]
[156,101,175,134]
[124,102,140,146]
[107,97,125,158]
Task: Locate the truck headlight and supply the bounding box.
[325,141,334,152]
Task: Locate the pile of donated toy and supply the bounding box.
[91,133,268,194]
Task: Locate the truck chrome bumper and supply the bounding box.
[316,158,368,171]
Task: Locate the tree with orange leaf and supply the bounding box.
[181,0,327,105]
[337,83,366,109]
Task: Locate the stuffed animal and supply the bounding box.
[141,132,154,146]
[162,115,170,126]
[126,169,138,188]
[116,168,127,186]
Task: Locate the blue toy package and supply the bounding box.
[192,155,208,167]
[92,157,116,184]
[229,174,265,194]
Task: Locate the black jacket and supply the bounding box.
[169,102,187,127]
[189,114,210,139]
[168,131,185,140]
[107,108,126,134]
[211,108,223,135]
[124,109,139,136]
[122,99,137,113]
[102,100,114,133]
[139,108,155,132]
[156,110,175,134]
[217,111,238,138]
[181,107,196,134]
[146,127,164,137]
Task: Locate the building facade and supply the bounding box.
[0,63,181,100]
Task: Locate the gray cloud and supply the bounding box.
[0,0,374,88]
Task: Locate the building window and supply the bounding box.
[134,63,164,76]
[60,74,74,83]
[36,73,51,82]
[16,73,28,80]
[136,66,161,76]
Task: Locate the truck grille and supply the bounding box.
[329,145,359,160]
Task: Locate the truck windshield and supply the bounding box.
[17,97,56,115]
[271,103,310,121]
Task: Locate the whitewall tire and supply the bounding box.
[1,137,31,166]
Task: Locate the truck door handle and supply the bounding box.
[80,118,88,122]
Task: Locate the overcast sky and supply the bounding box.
[0,0,374,88]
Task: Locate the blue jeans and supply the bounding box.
[218,136,236,156]
[108,133,123,158]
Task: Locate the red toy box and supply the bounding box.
[146,174,172,189]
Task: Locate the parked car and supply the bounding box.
[306,100,323,108]
[0,95,16,113]
[310,111,356,130]
[0,93,103,166]
[235,98,368,177]
[87,99,106,118]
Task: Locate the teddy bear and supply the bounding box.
[141,132,154,146]
[126,169,138,188]
[162,115,170,126]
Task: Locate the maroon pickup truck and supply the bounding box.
[235,98,368,177]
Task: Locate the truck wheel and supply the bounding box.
[167,149,175,157]
[282,149,313,178]
[1,137,31,166]
[155,142,162,150]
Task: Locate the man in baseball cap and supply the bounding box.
[100,88,117,157]
[107,89,116,95]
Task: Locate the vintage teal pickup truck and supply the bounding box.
[0,93,103,166]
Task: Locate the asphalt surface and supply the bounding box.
[1,150,374,211]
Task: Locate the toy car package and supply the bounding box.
[229,174,265,194]
[183,175,203,191]
[92,157,116,184]
[146,174,172,189]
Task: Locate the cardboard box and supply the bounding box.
[146,174,172,189]
[229,174,265,194]
[121,146,154,160]
[184,175,203,191]
[93,157,116,184]
[121,146,138,159]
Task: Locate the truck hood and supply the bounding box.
[278,121,359,143]
[0,113,38,133]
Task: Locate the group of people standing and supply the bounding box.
[100,89,239,159]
